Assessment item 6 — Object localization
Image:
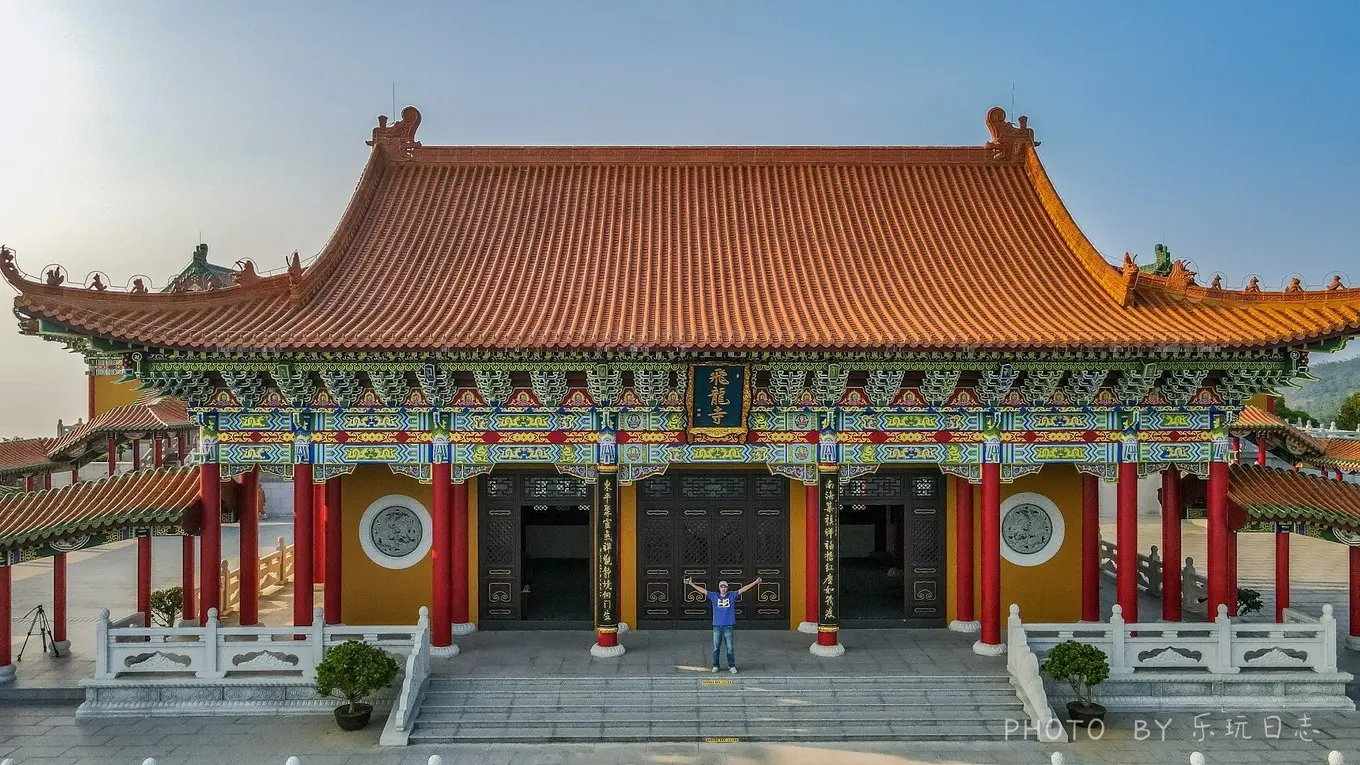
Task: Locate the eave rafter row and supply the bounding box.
[586,366,622,407]
[473,370,512,407]
[769,369,808,407]
[273,365,317,409]
[1065,370,1106,406]
[142,370,213,408]
[1216,369,1297,404]
[632,369,669,408]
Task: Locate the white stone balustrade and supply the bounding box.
[218,536,294,618]
[1006,605,1065,742]
[1100,538,1210,616]
[94,606,426,681]
[1015,602,1338,675]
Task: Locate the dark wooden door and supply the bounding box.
[637,472,788,628]
[478,472,590,625]
[841,470,946,627]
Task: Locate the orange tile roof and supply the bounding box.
[6,107,1360,353]
[0,437,61,479]
[1317,437,1360,474]
[0,466,200,553]
[47,395,192,463]
[1228,464,1360,533]
[1231,405,1325,456]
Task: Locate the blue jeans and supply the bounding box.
[712,625,735,668]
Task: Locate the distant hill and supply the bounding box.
[1283,354,1360,425]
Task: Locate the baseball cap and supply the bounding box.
[718,580,729,588]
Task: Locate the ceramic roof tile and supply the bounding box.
[6,108,1360,353]
[0,437,60,478]
[1231,405,1326,456]
[0,466,200,553]
[1228,464,1360,533]
[1317,437,1360,474]
[47,396,192,463]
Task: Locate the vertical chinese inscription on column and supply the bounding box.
[819,470,839,627]
[595,472,618,627]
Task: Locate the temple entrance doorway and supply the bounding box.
[839,471,947,627]
[478,472,593,628]
[636,471,789,629]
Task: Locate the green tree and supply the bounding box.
[1275,401,1320,427]
[1337,391,1360,430]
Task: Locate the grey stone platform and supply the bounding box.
[408,674,1025,743]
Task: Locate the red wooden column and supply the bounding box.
[1227,529,1240,616]
[1349,546,1360,651]
[199,460,222,625]
[52,552,68,649]
[452,480,471,631]
[131,439,141,472]
[1206,457,1231,619]
[153,438,164,469]
[1255,435,1268,466]
[312,482,326,584]
[431,462,453,649]
[23,475,35,492]
[975,459,1003,655]
[1161,467,1182,621]
[811,465,843,656]
[799,483,819,631]
[949,476,978,632]
[107,436,118,476]
[1116,461,1139,623]
[137,532,152,627]
[177,433,188,466]
[592,467,625,656]
[0,563,12,682]
[239,468,261,626]
[181,535,196,622]
[1081,473,1101,622]
[1274,524,1290,622]
[293,463,315,627]
[324,477,343,625]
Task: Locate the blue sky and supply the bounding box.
[1,1,1358,434]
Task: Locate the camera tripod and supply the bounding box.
[16,604,61,660]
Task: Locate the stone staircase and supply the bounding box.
[408,674,1025,743]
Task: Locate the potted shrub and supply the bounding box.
[1042,639,1110,725]
[314,640,400,731]
[149,586,184,628]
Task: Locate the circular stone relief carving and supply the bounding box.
[359,494,433,569]
[999,492,1065,567]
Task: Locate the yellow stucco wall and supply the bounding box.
[945,466,1084,624]
[92,375,142,416]
[340,466,433,625]
[789,480,807,628]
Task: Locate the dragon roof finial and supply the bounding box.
[367,106,423,162]
[985,107,1040,161]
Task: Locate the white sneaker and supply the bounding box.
[711,666,718,673]
[729,667,738,675]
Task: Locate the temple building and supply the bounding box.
[4,105,1360,667]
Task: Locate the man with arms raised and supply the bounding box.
[684,577,761,674]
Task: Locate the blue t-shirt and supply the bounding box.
[707,590,737,626]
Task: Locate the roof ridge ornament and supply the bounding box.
[984,107,1039,161]
[1164,260,1196,294]
[367,106,423,162]
[1117,253,1139,306]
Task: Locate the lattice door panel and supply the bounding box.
[904,504,945,625]
[478,506,521,621]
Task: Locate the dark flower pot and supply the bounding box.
[1066,700,1105,726]
[334,702,373,731]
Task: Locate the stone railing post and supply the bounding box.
[219,559,231,615]
[278,537,290,582]
[1212,604,1237,674]
[1146,545,1162,597]
[307,606,326,678]
[198,608,225,679]
[1321,604,1338,673]
[1109,604,1131,675]
[94,608,112,680]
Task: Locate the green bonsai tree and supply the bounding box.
[314,640,400,714]
[1042,640,1109,709]
[1237,587,1263,616]
[149,586,183,627]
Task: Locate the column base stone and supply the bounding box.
[451,623,477,636]
[809,641,845,658]
[947,620,980,633]
[796,621,818,634]
[1347,635,1360,653]
[51,640,72,655]
[886,568,902,578]
[590,642,626,658]
[0,664,14,683]
[430,644,460,658]
[972,640,1006,657]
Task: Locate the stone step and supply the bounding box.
[410,674,1025,743]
